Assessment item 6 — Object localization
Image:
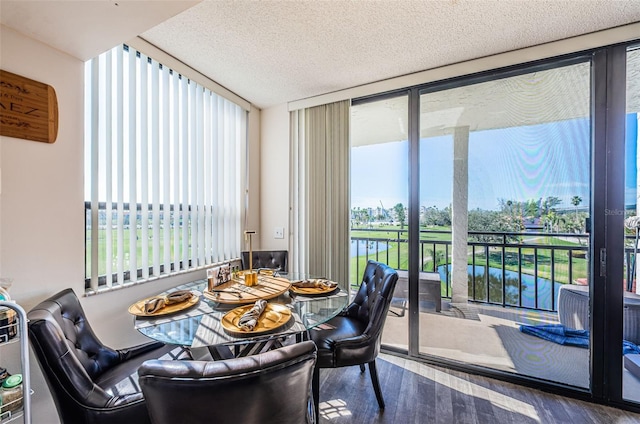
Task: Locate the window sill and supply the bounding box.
[84,259,241,297]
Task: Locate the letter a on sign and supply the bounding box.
[0,70,58,143]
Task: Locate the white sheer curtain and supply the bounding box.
[289,100,350,290]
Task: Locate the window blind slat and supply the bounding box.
[224,101,232,259]
[105,51,113,288]
[89,58,100,290]
[216,97,223,260]
[229,104,240,257]
[225,99,233,259]
[172,72,181,272]
[215,97,224,262]
[162,64,171,273]
[236,108,245,255]
[140,52,150,280]
[116,45,125,286]
[189,80,198,266]
[151,59,161,277]
[181,76,189,269]
[128,45,138,283]
[203,92,212,263]
[196,86,205,266]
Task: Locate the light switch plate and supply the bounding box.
[274,227,284,239]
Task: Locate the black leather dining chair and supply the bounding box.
[310,260,398,409]
[241,250,288,272]
[27,288,192,424]
[139,340,317,424]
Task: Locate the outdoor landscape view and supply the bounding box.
[349,113,636,311]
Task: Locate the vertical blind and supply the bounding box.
[85,44,245,290]
[289,100,350,290]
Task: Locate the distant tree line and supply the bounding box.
[352,195,587,237]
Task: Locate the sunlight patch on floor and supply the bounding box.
[381,354,541,422]
[611,418,640,424]
[320,398,352,420]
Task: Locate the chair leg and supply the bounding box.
[368,360,385,410]
[312,364,320,420]
[359,364,366,373]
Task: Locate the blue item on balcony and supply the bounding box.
[624,340,640,355]
[519,324,640,355]
[519,324,589,348]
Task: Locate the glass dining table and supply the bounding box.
[132,273,349,355]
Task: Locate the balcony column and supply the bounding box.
[637,117,640,294]
[451,126,469,303]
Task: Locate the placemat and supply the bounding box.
[192,308,306,348]
[134,281,215,329]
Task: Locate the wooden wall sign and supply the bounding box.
[0,70,58,144]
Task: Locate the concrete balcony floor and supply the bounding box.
[381,298,640,403]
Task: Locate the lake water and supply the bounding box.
[437,264,563,310]
[351,240,389,257]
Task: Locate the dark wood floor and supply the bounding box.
[318,353,640,424]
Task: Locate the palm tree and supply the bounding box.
[393,203,406,229]
[571,195,582,218]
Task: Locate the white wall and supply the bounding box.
[1,24,84,423]
[259,104,290,250]
[0,24,261,423]
[246,104,262,248]
[1,25,84,310]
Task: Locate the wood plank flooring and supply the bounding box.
[318,353,640,423]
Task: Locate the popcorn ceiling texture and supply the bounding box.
[141,0,640,108]
[2,0,639,109]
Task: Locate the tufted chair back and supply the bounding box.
[342,260,398,360]
[345,260,396,321]
[28,288,187,424]
[36,289,120,379]
[241,250,288,272]
[140,341,317,424]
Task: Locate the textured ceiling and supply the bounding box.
[0,0,199,61]
[141,0,640,109]
[1,1,640,110]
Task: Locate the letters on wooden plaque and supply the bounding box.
[0,70,58,144]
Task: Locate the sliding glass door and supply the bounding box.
[416,61,592,387]
[349,39,640,409]
[350,94,410,351]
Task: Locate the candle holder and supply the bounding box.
[244,230,258,287]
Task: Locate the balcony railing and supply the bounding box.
[351,228,594,312]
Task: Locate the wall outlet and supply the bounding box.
[274,227,284,239]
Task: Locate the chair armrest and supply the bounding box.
[105,392,145,408]
[117,341,165,362]
[332,334,378,366]
[332,333,372,349]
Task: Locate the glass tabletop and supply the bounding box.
[133,275,349,348]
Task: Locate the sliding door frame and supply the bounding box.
[353,40,640,411]
[408,87,421,357]
[592,44,628,405]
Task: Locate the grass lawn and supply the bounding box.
[86,226,191,277]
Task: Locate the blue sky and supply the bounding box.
[351,117,602,211]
